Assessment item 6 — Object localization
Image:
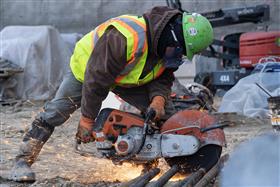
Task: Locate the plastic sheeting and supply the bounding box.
[0,26,72,100]
[218,72,280,118]
[0,58,23,101]
[60,33,82,53]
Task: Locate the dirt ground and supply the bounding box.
[0,98,272,187]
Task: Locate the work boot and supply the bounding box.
[10,119,54,182]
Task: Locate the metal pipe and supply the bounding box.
[133,168,161,187]
[119,174,145,187]
[173,168,206,187]
[194,154,229,187]
[121,168,160,187]
[149,165,180,187]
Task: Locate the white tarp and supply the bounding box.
[219,72,280,118]
[60,33,82,53]
[0,26,72,100]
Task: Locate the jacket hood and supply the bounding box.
[143,6,181,57]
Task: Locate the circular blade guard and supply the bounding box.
[161,110,225,173]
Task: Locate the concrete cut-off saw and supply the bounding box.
[75,84,226,173]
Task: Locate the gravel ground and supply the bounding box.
[0,99,272,186]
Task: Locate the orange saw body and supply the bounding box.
[92,108,225,173]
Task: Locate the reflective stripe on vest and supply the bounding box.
[70,15,165,86]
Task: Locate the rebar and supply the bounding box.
[120,168,160,187]
[194,154,229,187]
[149,165,180,187]
[173,168,206,187]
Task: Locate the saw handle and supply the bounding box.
[145,107,156,123]
[200,124,230,133]
[130,107,156,156]
[142,108,156,136]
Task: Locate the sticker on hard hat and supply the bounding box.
[188,17,195,23]
[188,28,197,36]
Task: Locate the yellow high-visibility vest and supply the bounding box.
[70,15,165,86]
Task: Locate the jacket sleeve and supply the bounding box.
[81,27,127,120]
[147,68,176,102]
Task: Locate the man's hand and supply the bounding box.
[149,96,166,120]
[76,115,95,143]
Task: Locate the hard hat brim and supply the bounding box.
[186,46,194,61]
[183,12,194,61]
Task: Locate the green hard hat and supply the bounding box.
[182,12,214,60]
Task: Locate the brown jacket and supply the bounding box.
[81,6,181,119]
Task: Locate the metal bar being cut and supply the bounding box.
[173,168,206,187]
[149,165,180,187]
[121,168,160,187]
[194,154,229,187]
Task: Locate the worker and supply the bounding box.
[10,6,213,182]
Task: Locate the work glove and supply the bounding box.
[148,96,166,120]
[76,115,95,143]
